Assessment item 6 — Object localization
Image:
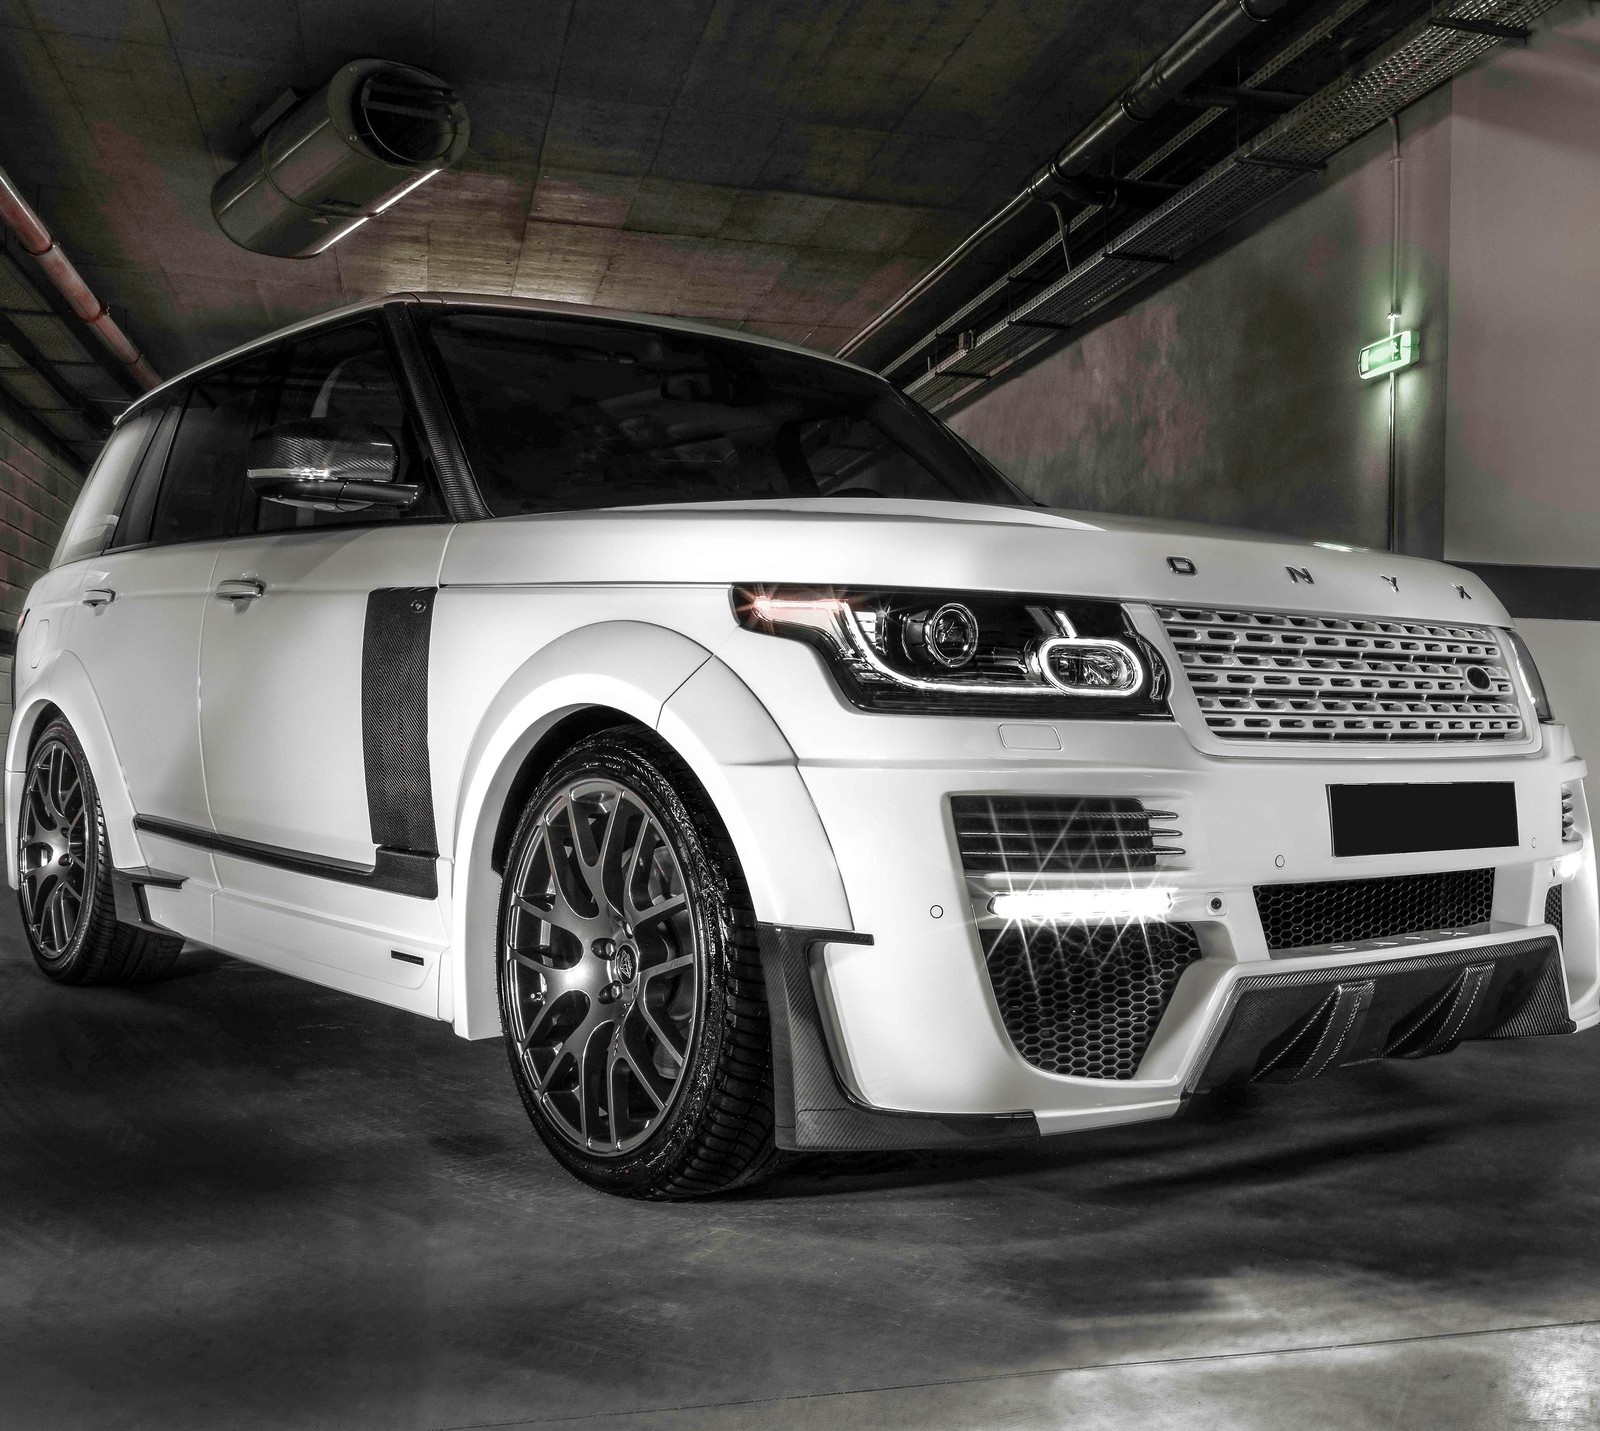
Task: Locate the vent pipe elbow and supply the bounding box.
[211,59,469,259]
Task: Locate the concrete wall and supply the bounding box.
[949,86,1454,556]
[0,404,83,739]
[1439,14,1600,762]
[949,5,1600,760]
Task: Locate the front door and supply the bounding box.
[65,352,274,939]
[195,318,454,1008]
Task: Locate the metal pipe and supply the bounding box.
[839,0,1298,359]
[1386,115,1402,553]
[0,165,160,391]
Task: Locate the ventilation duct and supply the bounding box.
[839,0,1298,360]
[211,59,469,258]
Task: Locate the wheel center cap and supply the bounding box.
[613,944,638,984]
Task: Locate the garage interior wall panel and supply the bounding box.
[950,5,1600,760]
[948,88,1454,556]
[0,404,82,740]
[1442,14,1600,568]
[1439,13,1600,763]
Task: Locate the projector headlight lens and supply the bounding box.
[734,585,1169,718]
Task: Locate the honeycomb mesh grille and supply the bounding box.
[951,795,1181,873]
[1156,605,1524,744]
[1255,869,1495,951]
[981,922,1203,1078]
[1546,885,1563,939]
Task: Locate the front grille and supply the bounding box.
[981,921,1203,1078]
[1156,605,1524,744]
[1546,885,1563,938]
[951,795,1181,873]
[1562,786,1578,843]
[1255,868,1495,950]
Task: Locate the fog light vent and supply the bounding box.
[951,795,1181,873]
[982,921,1202,1079]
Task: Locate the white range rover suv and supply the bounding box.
[10,293,1595,1199]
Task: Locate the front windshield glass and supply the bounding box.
[423,310,1029,517]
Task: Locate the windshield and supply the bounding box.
[422,310,1028,517]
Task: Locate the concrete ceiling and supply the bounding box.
[0,0,1215,390]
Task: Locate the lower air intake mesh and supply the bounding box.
[1255,868,1495,951]
[981,921,1203,1079]
[1546,885,1563,938]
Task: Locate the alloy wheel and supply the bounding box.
[502,777,700,1156]
[20,739,90,960]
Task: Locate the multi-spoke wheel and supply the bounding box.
[17,718,183,985]
[20,734,89,960]
[497,729,780,1199]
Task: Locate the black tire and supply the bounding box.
[17,717,184,985]
[496,728,782,1200]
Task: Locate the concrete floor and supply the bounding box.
[3,904,1598,1431]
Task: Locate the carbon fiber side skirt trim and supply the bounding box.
[134,816,437,899]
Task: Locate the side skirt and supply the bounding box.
[133,816,438,900]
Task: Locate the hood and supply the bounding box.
[440,498,1509,628]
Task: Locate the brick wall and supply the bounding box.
[0,404,85,741]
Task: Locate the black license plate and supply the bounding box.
[1327,782,1519,857]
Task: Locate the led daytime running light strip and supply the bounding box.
[989,888,1176,922]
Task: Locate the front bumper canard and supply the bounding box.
[1186,935,1572,1094]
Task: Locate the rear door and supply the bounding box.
[196,318,453,1010]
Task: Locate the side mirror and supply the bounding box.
[246,418,418,512]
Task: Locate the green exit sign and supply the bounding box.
[1359,329,1419,379]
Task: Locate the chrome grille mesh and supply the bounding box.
[1155,606,1524,744]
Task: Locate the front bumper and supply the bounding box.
[785,714,1595,1137]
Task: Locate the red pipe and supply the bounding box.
[0,165,160,391]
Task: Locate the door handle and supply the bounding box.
[81,588,116,607]
[215,577,266,602]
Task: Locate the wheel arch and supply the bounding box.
[443,621,851,1039]
[6,652,140,888]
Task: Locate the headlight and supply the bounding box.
[733,584,1170,717]
[1504,629,1553,722]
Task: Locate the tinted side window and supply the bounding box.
[149,352,275,547]
[247,320,443,533]
[50,409,161,567]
